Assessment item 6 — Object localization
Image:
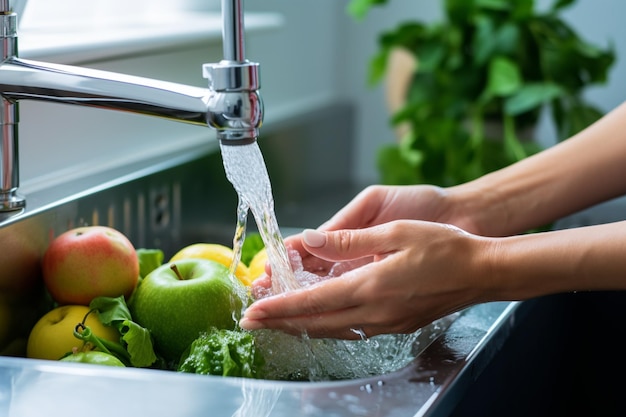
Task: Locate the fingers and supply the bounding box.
[301,226,395,263]
[242,224,409,338]
[319,185,388,231]
[244,275,357,320]
[241,306,371,340]
[241,274,366,338]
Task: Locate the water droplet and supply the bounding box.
[350,327,369,341]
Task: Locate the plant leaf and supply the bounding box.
[550,0,576,12]
[346,0,388,19]
[90,296,158,368]
[137,248,164,279]
[485,56,522,97]
[120,319,158,368]
[505,83,563,115]
[377,142,422,185]
[367,49,389,85]
[241,232,264,266]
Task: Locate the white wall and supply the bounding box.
[245,0,344,122]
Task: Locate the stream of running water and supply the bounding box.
[220,141,454,381]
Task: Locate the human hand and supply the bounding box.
[253,184,481,293]
[241,220,493,339]
[317,184,471,232]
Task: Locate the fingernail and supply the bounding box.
[243,308,267,320]
[239,318,265,330]
[303,229,326,248]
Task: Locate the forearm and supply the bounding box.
[487,221,626,301]
[449,101,626,236]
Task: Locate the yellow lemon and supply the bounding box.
[248,247,268,282]
[170,243,252,286]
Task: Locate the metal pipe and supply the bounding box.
[0,0,263,213]
[221,0,245,62]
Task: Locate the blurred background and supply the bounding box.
[14,0,626,207]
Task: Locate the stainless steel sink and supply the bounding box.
[0,102,527,416]
[0,136,524,416]
[0,301,519,417]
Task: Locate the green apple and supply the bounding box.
[42,226,139,305]
[26,305,120,361]
[60,350,126,367]
[130,258,247,363]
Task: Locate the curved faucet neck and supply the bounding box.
[0,0,263,215]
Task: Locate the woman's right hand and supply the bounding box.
[252,184,486,296]
[283,184,485,255]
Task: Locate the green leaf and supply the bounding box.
[473,19,520,66]
[178,328,265,378]
[485,56,522,97]
[505,83,563,115]
[346,0,388,19]
[377,142,422,185]
[415,41,447,73]
[503,114,527,161]
[91,295,133,324]
[559,102,604,137]
[473,15,496,65]
[120,320,158,368]
[367,49,389,85]
[551,0,576,12]
[241,232,264,266]
[137,248,164,279]
[475,0,511,11]
[90,296,157,368]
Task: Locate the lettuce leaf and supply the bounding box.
[137,248,164,279]
[90,296,157,368]
[178,328,264,378]
[241,232,265,266]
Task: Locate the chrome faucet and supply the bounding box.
[0,0,263,212]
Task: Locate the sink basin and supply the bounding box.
[0,301,518,417]
[0,138,522,416]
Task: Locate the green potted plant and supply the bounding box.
[348,0,615,186]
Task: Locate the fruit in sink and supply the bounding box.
[42,226,140,305]
[247,247,268,281]
[60,349,126,367]
[169,243,252,286]
[26,305,120,361]
[129,258,247,363]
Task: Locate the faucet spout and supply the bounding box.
[205,0,263,145]
[0,0,263,213]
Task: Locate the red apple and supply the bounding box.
[42,226,139,305]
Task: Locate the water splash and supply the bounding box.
[232,379,282,417]
[220,142,299,294]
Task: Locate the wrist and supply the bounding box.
[485,224,626,301]
[443,179,509,236]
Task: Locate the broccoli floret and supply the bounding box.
[178,328,264,378]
